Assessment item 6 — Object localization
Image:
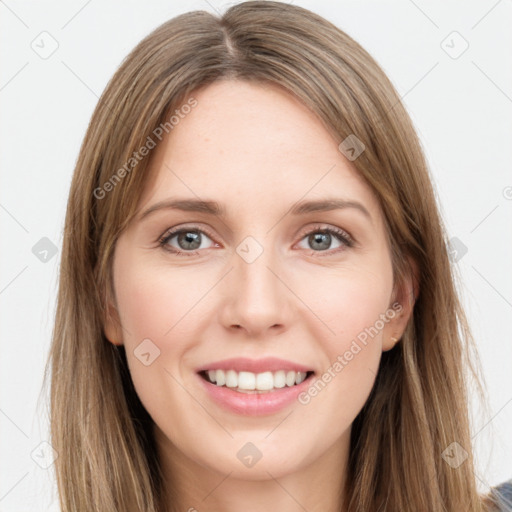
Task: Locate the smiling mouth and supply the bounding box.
[198,369,315,394]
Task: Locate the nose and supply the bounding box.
[219,241,294,337]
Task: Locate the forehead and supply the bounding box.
[139,80,379,219]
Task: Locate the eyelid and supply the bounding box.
[158,222,355,256]
[295,223,354,246]
[158,223,218,249]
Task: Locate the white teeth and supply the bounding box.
[255,371,273,391]
[203,369,310,391]
[273,370,286,388]
[215,369,225,386]
[295,371,307,385]
[238,371,256,390]
[225,370,238,388]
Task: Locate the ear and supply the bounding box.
[103,284,124,346]
[381,256,419,352]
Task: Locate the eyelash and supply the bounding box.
[158,223,355,258]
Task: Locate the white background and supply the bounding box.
[1,0,511,509]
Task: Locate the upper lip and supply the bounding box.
[195,357,314,374]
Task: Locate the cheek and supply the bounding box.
[112,252,230,386]
[291,263,392,417]
[113,264,212,448]
[114,256,209,344]
[112,254,203,404]
[290,259,393,345]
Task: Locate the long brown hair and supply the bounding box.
[45,1,491,510]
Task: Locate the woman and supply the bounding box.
[45,1,510,510]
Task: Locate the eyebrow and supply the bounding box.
[138,197,372,222]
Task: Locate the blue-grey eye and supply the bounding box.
[161,229,214,252]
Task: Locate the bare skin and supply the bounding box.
[105,80,416,512]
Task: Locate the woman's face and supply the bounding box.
[105,80,413,483]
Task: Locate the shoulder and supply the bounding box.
[489,479,512,511]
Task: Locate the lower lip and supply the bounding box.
[197,372,314,416]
